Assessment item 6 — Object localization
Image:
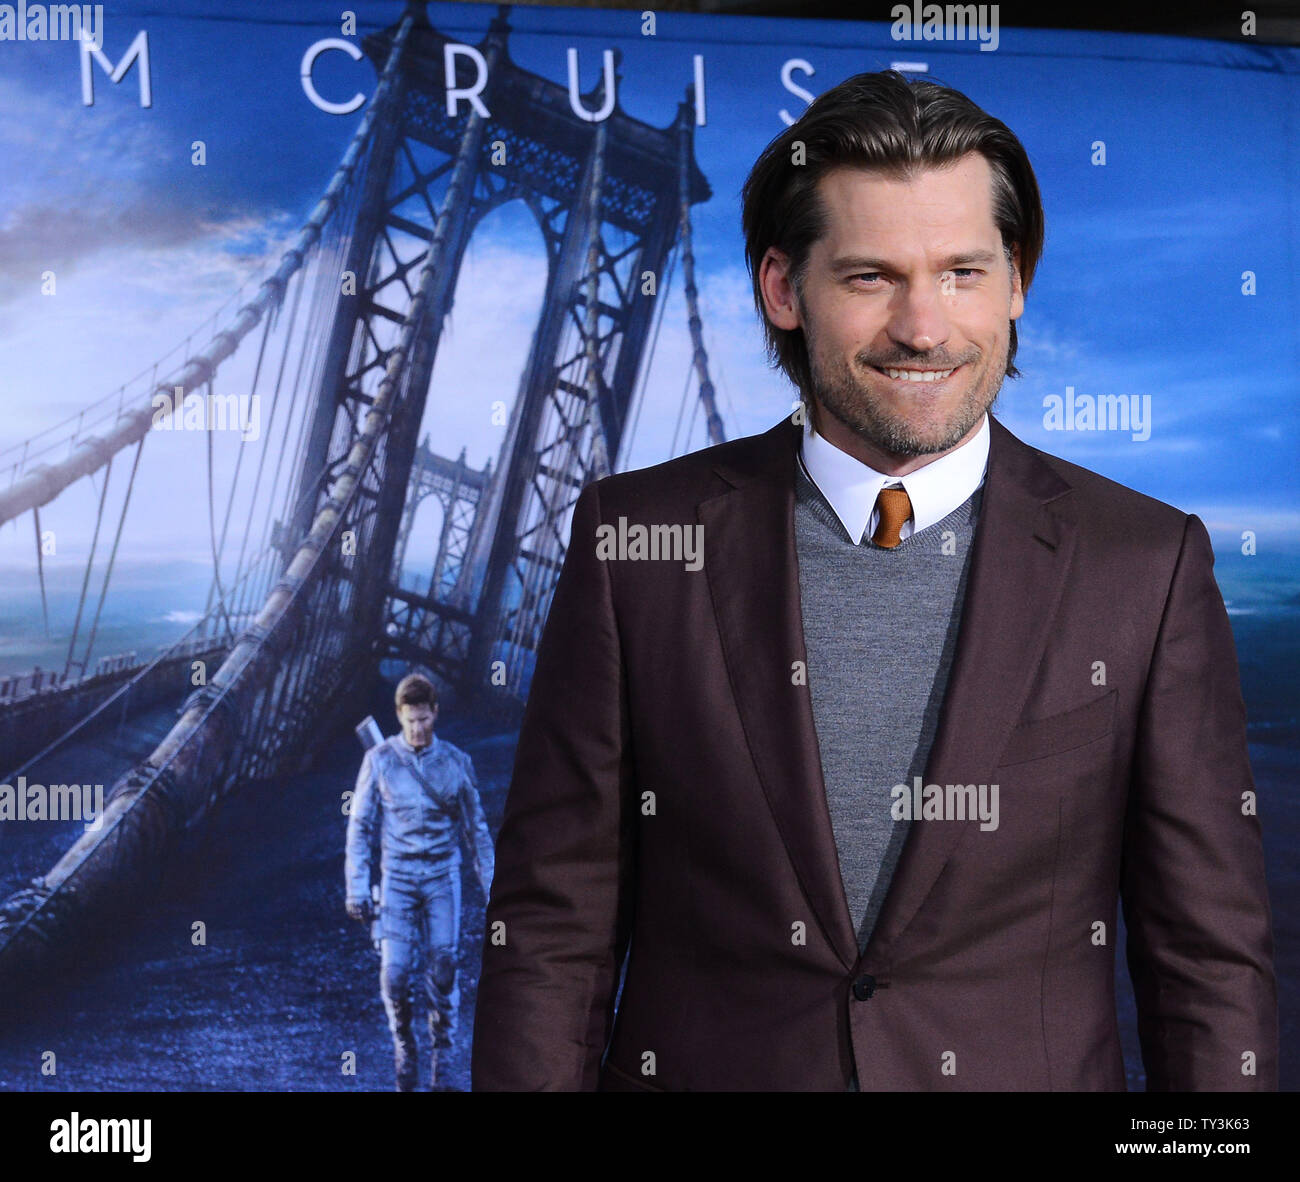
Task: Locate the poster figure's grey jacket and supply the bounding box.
[346,731,493,1085]
[345,733,494,900]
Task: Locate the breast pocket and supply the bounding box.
[995,688,1118,768]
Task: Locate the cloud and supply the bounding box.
[0,67,286,308]
[0,201,207,305]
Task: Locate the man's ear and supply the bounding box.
[760,247,802,332]
[1008,243,1025,321]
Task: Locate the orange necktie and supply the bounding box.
[871,486,912,549]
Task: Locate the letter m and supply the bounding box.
[50,5,86,42]
[49,784,81,820]
[949,4,978,38]
[81,30,152,108]
[101,1118,131,1154]
[1097,394,1129,433]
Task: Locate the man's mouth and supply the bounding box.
[871,364,960,383]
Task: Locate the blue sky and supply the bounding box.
[0,0,1297,581]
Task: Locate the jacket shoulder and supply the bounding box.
[438,739,472,767]
[589,419,791,514]
[1044,453,1193,556]
[367,736,403,771]
[995,420,1193,546]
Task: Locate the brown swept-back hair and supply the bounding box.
[741,70,1044,424]
[395,672,438,711]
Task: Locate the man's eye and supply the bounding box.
[853,273,883,284]
[948,269,979,279]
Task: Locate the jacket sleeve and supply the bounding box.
[471,480,637,1091]
[344,748,382,904]
[457,753,495,898]
[1120,513,1278,1090]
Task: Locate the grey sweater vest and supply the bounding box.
[793,453,982,954]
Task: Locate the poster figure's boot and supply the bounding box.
[426,1002,455,1090]
[395,1038,419,1093]
[389,994,419,1092]
[381,935,419,1091]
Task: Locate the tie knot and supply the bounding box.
[871,485,912,549]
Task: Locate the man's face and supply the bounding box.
[397,701,437,749]
[760,152,1024,471]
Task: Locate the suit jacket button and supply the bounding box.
[852,974,877,1001]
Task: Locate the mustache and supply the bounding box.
[860,353,970,368]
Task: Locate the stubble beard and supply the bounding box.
[804,323,1009,459]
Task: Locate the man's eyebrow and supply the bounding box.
[831,249,1001,273]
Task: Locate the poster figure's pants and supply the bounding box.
[379,866,460,1090]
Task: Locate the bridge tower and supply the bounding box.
[291,2,711,710]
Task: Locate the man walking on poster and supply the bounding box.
[346,673,494,1091]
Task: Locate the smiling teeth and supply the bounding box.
[883,367,954,382]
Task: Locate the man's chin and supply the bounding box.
[840,415,978,459]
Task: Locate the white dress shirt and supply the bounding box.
[799,411,990,545]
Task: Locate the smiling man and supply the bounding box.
[777,153,1020,468]
[472,71,1277,1092]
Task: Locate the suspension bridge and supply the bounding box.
[0,1,726,996]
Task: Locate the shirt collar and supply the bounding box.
[799,411,990,545]
[395,732,439,757]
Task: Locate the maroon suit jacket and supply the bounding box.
[471,413,1278,1091]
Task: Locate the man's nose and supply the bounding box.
[887,278,952,354]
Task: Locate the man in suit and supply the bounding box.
[471,71,1277,1091]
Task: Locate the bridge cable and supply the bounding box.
[204,378,237,645]
[228,236,321,627]
[200,289,276,630]
[621,236,679,467]
[668,341,695,460]
[63,457,114,680]
[218,247,302,629]
[246,247,316,597]
[230,278,294,629]
[684,371,702,452]
[78,433,146,678]
[251,246,321,617]
[675,117,727,449]
[31,506,50,639]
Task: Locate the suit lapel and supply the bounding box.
[864,416,1078,964]
[700,418,859,968]
[700,414,1077,972]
